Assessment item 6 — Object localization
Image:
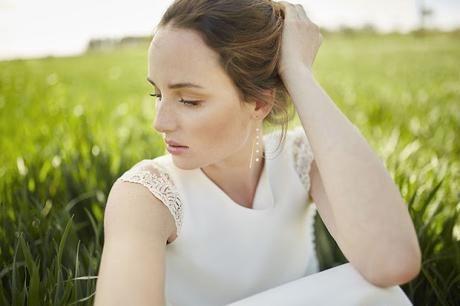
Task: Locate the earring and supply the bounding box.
[249,125,262,169]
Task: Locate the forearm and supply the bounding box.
[282,65,421,283]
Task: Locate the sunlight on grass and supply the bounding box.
[0,32,459,305]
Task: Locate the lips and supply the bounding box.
[165,139,188,147]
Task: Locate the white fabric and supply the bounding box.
[117,126,413,306]
[225,263,413,306]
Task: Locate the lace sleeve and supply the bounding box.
[291,126,315,197]
[117,161,184,239]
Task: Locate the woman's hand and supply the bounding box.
[277,1,323,81]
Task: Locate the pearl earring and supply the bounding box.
[249,124,262,169]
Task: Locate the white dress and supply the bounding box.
[118,126,413,306]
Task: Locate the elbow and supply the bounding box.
[367,245,422,288]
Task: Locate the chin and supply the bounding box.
[170,155,201,171]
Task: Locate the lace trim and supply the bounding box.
[117,162,183,238]
[291,126,315,195]
[307,204,320,273]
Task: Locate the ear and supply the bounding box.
[253,88,276,119]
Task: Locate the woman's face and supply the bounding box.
[148,25,268,170]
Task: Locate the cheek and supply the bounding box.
[193,103,247,150]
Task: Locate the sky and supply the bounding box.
[0,0,459,61]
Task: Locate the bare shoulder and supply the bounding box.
[103,177,177,245]
[95,178,174,305]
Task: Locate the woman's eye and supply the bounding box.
[179,98,200,106]
[149,93,200,107]
[149,93,162,101]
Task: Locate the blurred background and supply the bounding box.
[1,0,460,60]
[0,0,459,305]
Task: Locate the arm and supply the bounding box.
[276,0,420,287]
[284,66,421,287]
[94,180,176,306]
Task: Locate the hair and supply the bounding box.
[154,0,296,158]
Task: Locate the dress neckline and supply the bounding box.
[194,135,275,212]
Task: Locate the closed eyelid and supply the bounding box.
[153,88,208,101]
[150,92,202,102]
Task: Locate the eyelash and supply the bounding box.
[149,93,199,107]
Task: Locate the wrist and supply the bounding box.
[280,64,316,89]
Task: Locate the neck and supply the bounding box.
[200,130,266,207]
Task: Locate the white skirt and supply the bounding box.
[224,263,413,306]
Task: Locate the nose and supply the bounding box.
[152,99,176,134]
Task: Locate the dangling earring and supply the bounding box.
[249,123,262,169]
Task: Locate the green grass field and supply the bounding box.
[0,32,459,305]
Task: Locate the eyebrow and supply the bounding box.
[146,77,206,90]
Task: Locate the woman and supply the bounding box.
[94,0,421,305]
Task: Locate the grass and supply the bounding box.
[0,32,459,305]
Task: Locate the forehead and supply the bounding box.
[148,26,222,83]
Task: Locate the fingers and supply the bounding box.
[278,1,297,19]
[277,0,322,38]
[278,1,312,23]
[295,3,309,21]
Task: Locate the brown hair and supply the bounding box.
[154,0,295,157]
